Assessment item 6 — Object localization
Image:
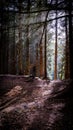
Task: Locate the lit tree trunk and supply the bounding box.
[44,22,47,79]
[25,26,30,75]
[40,44,44,77]
[36,44,39,76]
[24,0,30,75]
[54,10,58,80]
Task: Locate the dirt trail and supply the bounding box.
[0,75,73,130]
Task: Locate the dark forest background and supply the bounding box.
[0,0,73,80]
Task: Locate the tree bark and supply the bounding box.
[54,10,58,80]
[65,16,70,79]
[36,44,39,76]
[40,44,44,77]
[44,22,47,79]
[68,0,73,79]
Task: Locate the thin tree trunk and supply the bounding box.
[25,25,30,75]
[25,0,30,75]
[40,44,43,77]
[18,6,23,74]
[44,22,47,79]
[36,44,39,76]
[65,16,70,79]
[54,10,58,80]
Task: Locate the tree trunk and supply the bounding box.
[68,0,73,79]
[36,44,39,76]
[54,10,58,80]
[40,44,44,77]
[18,5,23,74]
[25,25,30,75]
[65,16,70,79]
[44,22,47,79]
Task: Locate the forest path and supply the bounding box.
[0,75,73,130]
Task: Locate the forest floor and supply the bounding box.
[0,75,73,130]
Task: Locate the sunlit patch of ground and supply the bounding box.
[5,86,22,97]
